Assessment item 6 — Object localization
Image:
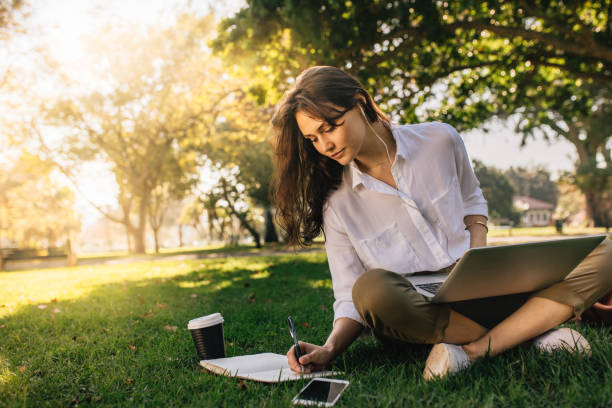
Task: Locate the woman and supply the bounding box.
[270,66,612,380]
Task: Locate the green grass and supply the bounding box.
[1,253,611,407]
[75,228,605,261]
[72,242,326,266]
[488,226,609,238]
[76,241,313,261]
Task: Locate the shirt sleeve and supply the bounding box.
[442,123,489,219]
[323,203,366,327]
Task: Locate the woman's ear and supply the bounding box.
[355,94,367,106]
[358,104,368,120]
[355,95,369,120]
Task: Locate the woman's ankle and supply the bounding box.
[461,340,487,362]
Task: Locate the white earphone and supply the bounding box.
[359,104,393,166]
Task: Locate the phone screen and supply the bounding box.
[295,379,348,404]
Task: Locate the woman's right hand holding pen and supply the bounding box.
[286,341,335,374]
[286,317,365,374]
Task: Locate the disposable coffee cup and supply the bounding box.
[188,313,225,360]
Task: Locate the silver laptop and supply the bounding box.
[406,235,607,303]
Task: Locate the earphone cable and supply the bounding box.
[359,106,403,197]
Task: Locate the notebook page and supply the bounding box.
[201,353,343,383]
[235,368,341,383]
[202,353,288,375]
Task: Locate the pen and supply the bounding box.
[287,315,304,372]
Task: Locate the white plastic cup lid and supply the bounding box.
[187,312,224,330]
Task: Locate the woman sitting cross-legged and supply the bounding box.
[269,66,612,380]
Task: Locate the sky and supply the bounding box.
[10,0,248,225]
[461,119,575,175]
[8,0,577,225]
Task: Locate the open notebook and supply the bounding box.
[200,353,342,383]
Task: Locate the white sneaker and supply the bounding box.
[423,343,471,380]
[533,328,591,355]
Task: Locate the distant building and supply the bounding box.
[513,195,555,227]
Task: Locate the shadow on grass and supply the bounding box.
[0,254,342,406]
[1,253,612,407]
[78,242,325,264]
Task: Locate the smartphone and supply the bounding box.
[292,378,349,407]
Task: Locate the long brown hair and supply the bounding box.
[270,66,391,246]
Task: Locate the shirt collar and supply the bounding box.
[349,124,407,191]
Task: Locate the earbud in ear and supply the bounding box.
[359,104,367,118]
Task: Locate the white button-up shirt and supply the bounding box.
[322,122,488,326]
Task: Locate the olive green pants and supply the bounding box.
[352,237,612,345]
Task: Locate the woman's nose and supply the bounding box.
[322,136,335,152]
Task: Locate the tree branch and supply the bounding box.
[518,0,576,39]
[33,125,125,224]
[448,19,612,63]
[535,61,612,83]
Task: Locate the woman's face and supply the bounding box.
[295,105,366,166]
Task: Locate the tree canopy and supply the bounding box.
[473,159,520,224]
[0,151,80,248]
[37,15,232,253]
[505,166,559,206]
[212,0,610,110]
[201,98,279,244]
[0,0,24,39]
[212,0,611,225]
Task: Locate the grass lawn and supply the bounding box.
[76,241,315,261]
[488,226,609,238]
[1,252,611,407]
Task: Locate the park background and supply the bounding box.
[1,0,611,406]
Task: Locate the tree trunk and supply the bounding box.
[219,184,261,248]
[127,213,147,254]
[153,227,160,254]
[565,124,611,228]
[222,202,261,248]
[66,237,77,266]
[178,224,184,247]
[264,206,278,243]
[131,194,149,254]
[219,216,227,242]
[46,227,54,249]
[585,192,612,228]
[132,224,146,254]
[125,225,132,252]
[206,210,215,242]
[231,210,261,248]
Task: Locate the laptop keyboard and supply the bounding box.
[415,282,443,295]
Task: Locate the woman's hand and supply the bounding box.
[286,341,335,374]
[286,318,363,374]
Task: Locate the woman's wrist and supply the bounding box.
[468,224,487,248]
[322,341,340,359]
[324,318,364,360]
[464,215,487,248]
